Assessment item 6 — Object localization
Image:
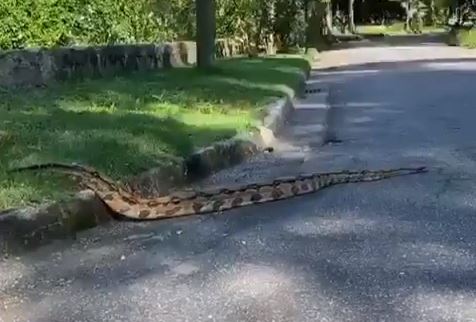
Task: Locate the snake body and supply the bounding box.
[9,163,428,220]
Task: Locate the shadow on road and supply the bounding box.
[329,32,449,51]
[3,45,476,321]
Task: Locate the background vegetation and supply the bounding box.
[2,0,476,52]
[0,0,311,51]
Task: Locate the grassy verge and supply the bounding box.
[0,55,310,210]
[449,28,476,48]
[357,23,446,36]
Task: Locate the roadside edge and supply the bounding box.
[0,63,311,255]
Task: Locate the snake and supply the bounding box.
[8,163,428,220]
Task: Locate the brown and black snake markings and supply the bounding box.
[9,163,428,220]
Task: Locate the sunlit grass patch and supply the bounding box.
[0,55,310,209]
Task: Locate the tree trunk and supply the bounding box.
[427,0,435,25]
[403,1,411,31]
[196,0,216,69]
[348,0,355,33]
[325,0,333,35]
[306,0,327,54]
[303,0,309,24]
[266,1,276,55]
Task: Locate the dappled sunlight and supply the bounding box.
[348,116,374,124]
[278,143,320,158]
[316,49,476,75]
[434,189,476,212]
[217,77,294,99]
[3,171,476,321]
[53,129,179,159]
[273,144,313,162]
[0,106,238,207]
[294,102,328,109]
[0,56,309,209]
[333,102,384,108]
[304,78,326,85]
[0,258,33,290]
[80,244,123,262]
[397,147,476,173]
[272,65,306,75]
[213,261,361,321]
[292,124,326,136]
[55,90,135,113]
[422,61,476,70]
[394,242,476,271]
[400,288,476,321]
[314,69,382,76]
[399,146,476,179]
[8,4,476,320]
[282,214,400,238]
[221,263,293,299]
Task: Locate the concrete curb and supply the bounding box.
[184,95,297,181]
[0,65,311,255]
[183,66,310,181]
[132,68,308,188]
[0,191,112,255]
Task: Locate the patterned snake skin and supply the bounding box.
[9,163,428,220]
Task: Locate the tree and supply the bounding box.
[426,0,436,25]
[401,0,421,32]
[306,0,328,52]
[349,0,356,32]
[325,0,333,35]
[1,0,334,54]
[196,0,216,69]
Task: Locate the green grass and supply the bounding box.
[357,23,446,36]
[0,55,310,209]
[454,28,476,48]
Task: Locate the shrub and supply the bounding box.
[0,0,311,51]
[0,0,183,49]
[458,28,476,48]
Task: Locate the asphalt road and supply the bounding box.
[2,34,476,322]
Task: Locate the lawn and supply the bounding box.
[357,23,446,36]
[450,28,476,48]
[0,55,310,209]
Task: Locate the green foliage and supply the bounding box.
[275,0,307,48]
[0,0,314,51]
[0,0,191,49]
[456,28,476,48]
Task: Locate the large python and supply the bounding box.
[9,163,428,220]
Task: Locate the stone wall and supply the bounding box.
[0,39,248,88]
[215,38,248,58]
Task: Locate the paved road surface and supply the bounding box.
[2,34,476,322]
